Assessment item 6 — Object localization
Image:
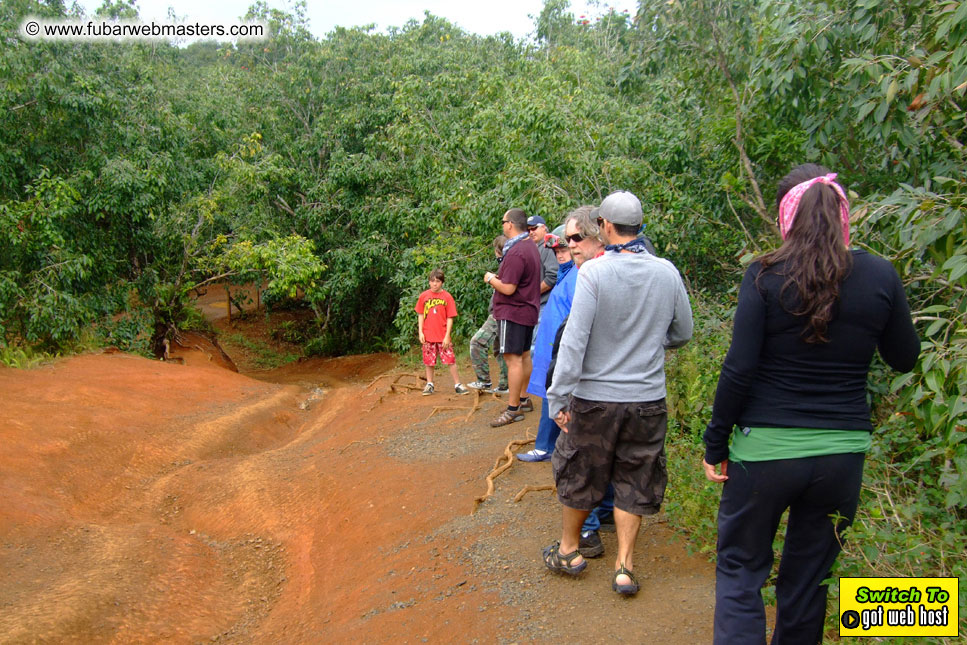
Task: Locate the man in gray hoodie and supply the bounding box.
[541,191,693,596]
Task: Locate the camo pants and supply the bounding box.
[469,315,508,388]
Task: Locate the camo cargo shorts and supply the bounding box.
[551,396,668,516]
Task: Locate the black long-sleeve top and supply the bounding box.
[703,250,920,465]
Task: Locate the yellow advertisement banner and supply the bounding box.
[839,577,959,637]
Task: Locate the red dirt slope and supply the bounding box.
[0,352,715,643]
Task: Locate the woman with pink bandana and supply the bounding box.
[701,164,920,643]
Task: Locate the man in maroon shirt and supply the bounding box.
[483,208,542,426]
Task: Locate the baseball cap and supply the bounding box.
[591,191,642,227]
[526,215,546,228]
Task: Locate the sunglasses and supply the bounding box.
[565,233,585,243]
[527,226,539,231]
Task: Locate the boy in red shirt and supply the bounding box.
[415,269,470,396]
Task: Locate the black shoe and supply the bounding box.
[578,530,604,558]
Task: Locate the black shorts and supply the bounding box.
[551,396,668,516]
[496,319,533,355]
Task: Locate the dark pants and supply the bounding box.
[581,484,614,532]
[535,397,560,454]
[714,453,865,645]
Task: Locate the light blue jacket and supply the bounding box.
[527,260,575,399]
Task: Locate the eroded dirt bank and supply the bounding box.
[0,351,714,643]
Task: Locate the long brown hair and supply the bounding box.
[758,163,853,343]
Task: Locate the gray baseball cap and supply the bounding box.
[591,191,642,227]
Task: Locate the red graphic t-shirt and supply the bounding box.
[414,289,458,343]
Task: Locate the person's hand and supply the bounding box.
[484,271,495,284]
[703,458,728,483]
[442,334,452,349]
[418,331,425,344]
[554,410,570,433]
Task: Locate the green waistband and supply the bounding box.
[729,426,871,462]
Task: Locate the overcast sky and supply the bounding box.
[73,0,637,41]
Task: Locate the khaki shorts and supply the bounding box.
[551,396,668,516]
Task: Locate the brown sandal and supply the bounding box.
[490,409,524,427]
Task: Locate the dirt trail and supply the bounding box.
[0,337,715,642]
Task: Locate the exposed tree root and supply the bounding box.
[364,373,423,411]
[471,437,534,514]
[425,389,484,422]
[338,436,386,453]
[513,484,556,503]
[364,374,394,390]
[366,372,421,392]
[425,406,465,421]
[464,389,482,421]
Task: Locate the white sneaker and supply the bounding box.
[422,382,434,396]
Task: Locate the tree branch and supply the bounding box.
[707,11,770,227]
[274,195,296,216]
[725,190,758,249]
[189,271,237,291]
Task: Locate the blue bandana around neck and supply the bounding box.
[502,232,529,254]
[605,236,652,254]
[557,259,575,279]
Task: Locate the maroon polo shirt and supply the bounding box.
[493,237,541,326]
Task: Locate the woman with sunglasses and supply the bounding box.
[702,164,920,643]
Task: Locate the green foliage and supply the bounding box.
[662,300,734,555]
[0,172,94,347]
[223,333,299,370]
[665,299,733,438]
[0,345,57,369]
[754,0,966,184]
[96,308,154,356]
[2,0,753,358]
[861,182,967,514]
[0,0,325,356]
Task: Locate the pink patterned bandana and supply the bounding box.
[778,173,851,247]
